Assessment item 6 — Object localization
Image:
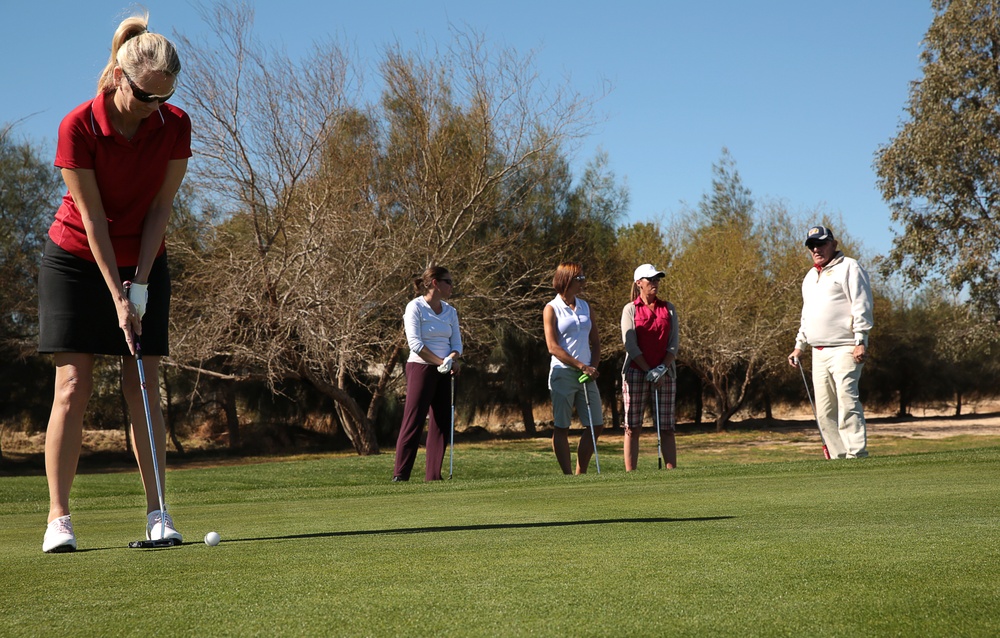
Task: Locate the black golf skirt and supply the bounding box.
[38,238,170,356]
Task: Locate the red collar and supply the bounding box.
[91,92,166,141]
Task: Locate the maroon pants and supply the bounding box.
[393,362,453,481]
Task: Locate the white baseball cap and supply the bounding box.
[633,264,665,281]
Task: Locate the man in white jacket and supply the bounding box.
[788,225,874,458]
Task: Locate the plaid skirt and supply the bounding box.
[621,366,676,430]
[37,238,170,356]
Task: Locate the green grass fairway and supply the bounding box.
[3,441,999,636]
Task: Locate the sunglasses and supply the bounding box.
[437,278,453,285]
[122,69,175,103]
[573,275,586,281]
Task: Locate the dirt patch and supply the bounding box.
[868,415,1000,438]
[5,402,1000,473]
[739,399,1000,440]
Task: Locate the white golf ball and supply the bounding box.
[204,531,221,546]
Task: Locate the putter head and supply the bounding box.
[128,538,182,549]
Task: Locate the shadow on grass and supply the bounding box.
[228,515,736,544]
[69,516,735,553]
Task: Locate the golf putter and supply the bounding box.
[795,357,832,460]
[448,375,455,480]
[653,386,663,469]
[578,373,601,474]
[128,335,179,548]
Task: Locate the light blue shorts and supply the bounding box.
[548,367,603,429]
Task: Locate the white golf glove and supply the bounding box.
[126,282,149,320]
[437,356,454,374]
[645,364,667,383]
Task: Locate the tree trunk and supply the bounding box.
[162,367,184,454]
[222,383,241,449]
[168,426,185,455]
[715,405,739,432]
[120,363,133,454]
[519,398,536,435]
[710,361,756,432]
[515,372,536,435]
[366,343,402,425]
[763,389,773,421]
[611,374,621,429]
[163,365,174,437]
[303,365,380,455]
[708,375,731,433]
[694,377,703,426]
[955,391,963,417]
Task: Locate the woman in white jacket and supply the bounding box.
[393,266,462,481]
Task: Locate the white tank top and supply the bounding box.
[547,295,593,370]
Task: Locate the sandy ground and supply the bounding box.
[867,413,1000,438]
[764,401,1000,439]
[4,404,1000,459]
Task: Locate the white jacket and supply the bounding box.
[404,296,462,364]
[794,252,873,350]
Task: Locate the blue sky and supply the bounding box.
[1,1,934,257]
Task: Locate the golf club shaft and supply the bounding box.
[136,341,168,538]
[796,357,831,459]
[654,386,663,469]
[448,375,455,479]
[582,378,600,474]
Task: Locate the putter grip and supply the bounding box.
[578,373,591,383]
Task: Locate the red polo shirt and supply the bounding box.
[50,93,192,266]
[631,297,672,370]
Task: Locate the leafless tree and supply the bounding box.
[169,2,601,453]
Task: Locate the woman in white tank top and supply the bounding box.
[542,262,603,474]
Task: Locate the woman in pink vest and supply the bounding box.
[620,264,679,470]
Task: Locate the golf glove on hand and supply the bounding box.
[126,282,149,320]
[437,356,454,374]
[646,364,667,383]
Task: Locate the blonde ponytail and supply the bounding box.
[630,281,640,301]
[96,12,181,95]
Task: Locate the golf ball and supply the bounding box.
[204,531,221,546]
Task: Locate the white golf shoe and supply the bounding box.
[43,515,77,553]
[146,507,183,544]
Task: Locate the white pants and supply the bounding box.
[811,346,868,458]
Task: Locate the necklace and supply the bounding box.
[109,92,138,140]
[114,121,137,140]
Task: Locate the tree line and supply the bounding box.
[3,1,1000,458]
